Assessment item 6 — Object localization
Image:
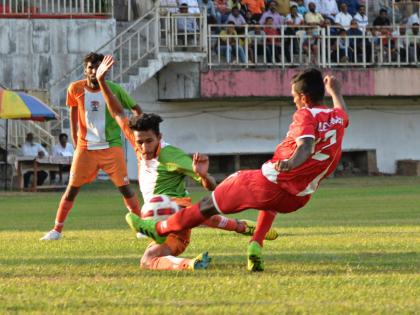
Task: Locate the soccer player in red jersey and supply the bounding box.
[126,68,349,271]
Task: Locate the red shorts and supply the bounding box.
[213,170,310,214]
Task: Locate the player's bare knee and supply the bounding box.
[64,186,79,201]
[140,255,151,269]
[118,184,133,198]
[199,196,218,217]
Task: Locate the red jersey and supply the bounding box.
[262,105,349,196]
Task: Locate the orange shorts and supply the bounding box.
[146,198,193,256]
[69,146,129,187]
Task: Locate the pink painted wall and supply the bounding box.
[200,68,420,98]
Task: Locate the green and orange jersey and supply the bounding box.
[67,79,137,150]
[118,117,202,202]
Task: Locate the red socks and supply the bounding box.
[53,196,74,233]
[157,204,206,235]
[203,215,245,233]
[123,194,141,216]
[251,210,277,246]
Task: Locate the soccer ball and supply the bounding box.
[141,194,180,221]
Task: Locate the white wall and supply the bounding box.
[125,76,420,179]
[0,19,115,90]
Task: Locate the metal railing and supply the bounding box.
[6,119,55,149]
[0,0,113,17]
[49,6,207,133]
[208,25,420,68]
[160,11,207,51]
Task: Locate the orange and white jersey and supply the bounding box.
[67,80,137,150]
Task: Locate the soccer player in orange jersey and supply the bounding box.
[94,56,278,271]
[126,68,349,271]
[40,53,143,240]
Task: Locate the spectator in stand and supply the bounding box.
[177,3,198,33]
[227,6,247,25]
[408,23,420,62]
[331,27,353,62]
[51,133,74,184]
[198,0,217,24]
[263,17,282,63]
[373,8,391,27]
[228,0,247,17]
[354,4,368,32]
[242,0,265,20]
[183,0,201,13]
[177,3,198,46]
[52,133,74,158]
[301,26,320,64]
[21,132,49,188]
[347,19,364,61]
[286,5,304,26]
[248,23,267,62]
[407,12,420,27]
[296,0,308,16]
[337,0,358,16]
[305,2,324,26]
[285,5,304,58]
[274,0,291,17]
[304,0,321,12]
[219,21,246,63]
[215,0,230,23]
[323,17,338,35]
[335,3,353,31]
[392,24,408,63]
[260,1,285,26]
[245,10,258,24]
[319,0,338,22]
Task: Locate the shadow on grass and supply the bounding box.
[1,251,419,276]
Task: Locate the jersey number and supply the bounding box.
[312,130,337,161]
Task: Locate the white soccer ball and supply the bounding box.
[141,194,180,221]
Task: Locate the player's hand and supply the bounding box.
[96,55,115,82]
[324,75,341,97]
[192,153,209,178]
[275,159,291,172]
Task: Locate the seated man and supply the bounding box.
[219,22,246,63]
[52,133,74,158]
[51,133,74,184]
[305,2,324,26]
[21,132,49,188]
[334,3,353,31]
[176,3,199,46]
[95,56,279,271]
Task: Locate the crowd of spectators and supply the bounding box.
[166,0,420,64]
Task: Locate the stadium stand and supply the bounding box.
[202,0,420,67]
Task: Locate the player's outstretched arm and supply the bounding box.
[96,55,126,119]
[193,153,217,191]
[324,75,347,112]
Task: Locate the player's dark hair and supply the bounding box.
[291,68,325,104]
[129,113,163,135]
[83,52,104,67]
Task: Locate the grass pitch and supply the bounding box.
[0,177,420,314]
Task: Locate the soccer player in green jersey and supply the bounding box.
[96,55,278,270]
